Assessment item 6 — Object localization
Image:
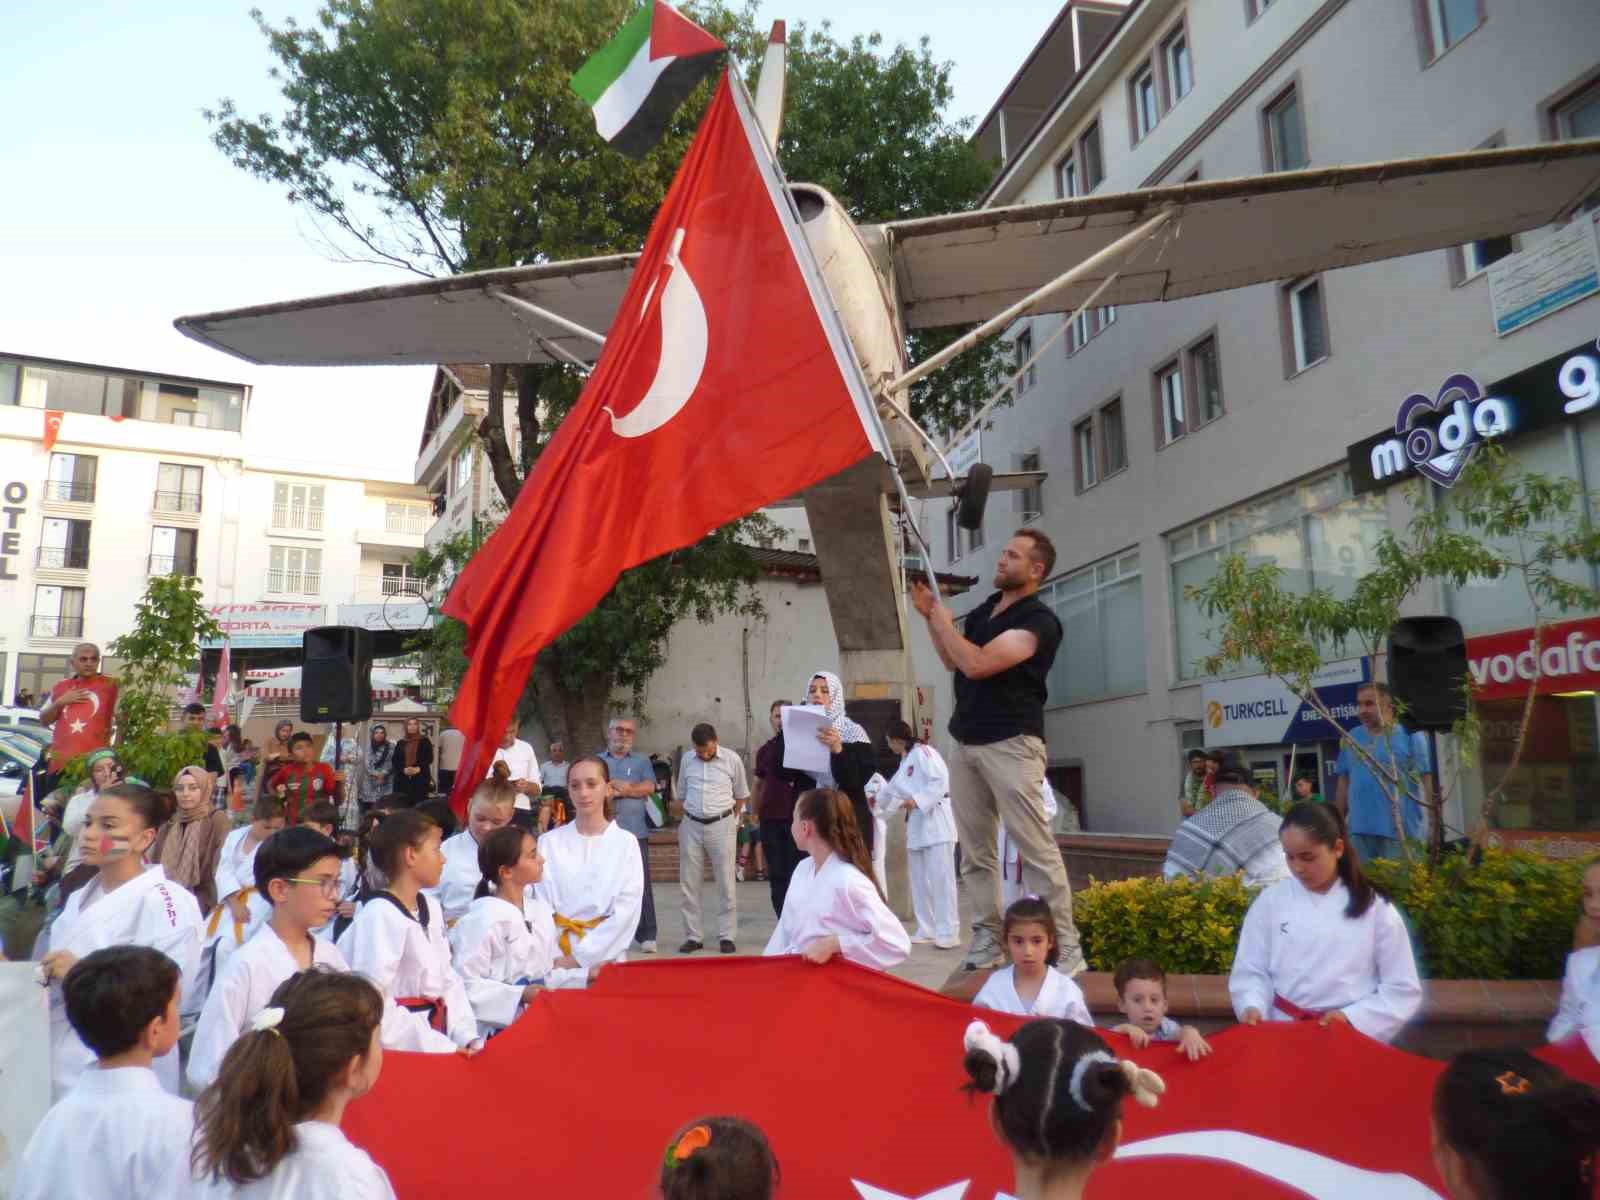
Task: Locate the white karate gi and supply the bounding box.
[1229,875,1422,1043]
[449,893,589,1037]
[15,1065,197,1200]
[233,1121,396,1200]
[202,827,273,985]
[862,772,891,894]
[999,779,1058,912]
[763,852,911,970]
[875,743,958,942]
[1548,944,1600,1057]
[533,820,644,968]
[436,829,486,924]
[972,965,1093,1024]
[337,892,477,1051]
[188,923,350,1091]
[48,866,203,1099]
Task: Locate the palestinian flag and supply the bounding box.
[571,2,726,158]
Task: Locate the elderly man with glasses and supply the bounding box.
[600,715,659,954]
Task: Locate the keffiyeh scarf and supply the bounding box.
[809,670,870,745]
[1165,785,1282,879]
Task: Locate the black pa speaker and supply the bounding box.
[956,462,993,531]
[1388,616,1469,732]
[301,626,374,723]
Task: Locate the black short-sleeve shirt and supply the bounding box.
[947,591,1063,745]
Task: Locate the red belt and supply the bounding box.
[1273,993,1325,1021]
[396,995,447,1034]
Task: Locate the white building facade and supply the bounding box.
[912,0,1600,840]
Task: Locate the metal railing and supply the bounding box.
[42,478,95,503]
[384,508,430,535]
[266,569,322,596]
[31,614,85,638]
[381,575,424,596]
[148,554,198,577]
[35,545,89,570]
[153,489,203,513]
[272,503,324,531]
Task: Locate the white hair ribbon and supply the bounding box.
[250,1006,285,1035]
[1119,1057,1167,1109]
[1068,1050,1118,1112]
[964,1020,1022,1095]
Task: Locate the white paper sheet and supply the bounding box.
[0,961,51,1194]
[780,705,832,774]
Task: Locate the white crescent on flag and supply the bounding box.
[1114,1131,1445,1199]
[604,227,707,438]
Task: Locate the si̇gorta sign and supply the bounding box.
[1202,658,1370,749]
[1347,336,1600,494]
[203,602,326,648]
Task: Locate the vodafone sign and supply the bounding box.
[1467,615,1600,701]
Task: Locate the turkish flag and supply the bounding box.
[208,641,232,728]
[442,71,882,815]
[342,959,1468,1198]
[42,409,63,453]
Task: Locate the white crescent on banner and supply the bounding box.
[1114,1131,1444,1199]
[604,227,708,439]
[82,690,100,720]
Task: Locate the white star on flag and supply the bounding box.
[69,719,86,734]
[851,1182,971,1200]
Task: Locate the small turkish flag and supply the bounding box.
[42,409,64,453]
[442,71,883,816]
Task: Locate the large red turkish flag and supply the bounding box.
[342,959,1471,1198]
[442,71,880,814]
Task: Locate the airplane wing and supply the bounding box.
[174,254,636,367]
[882,139,1600,329]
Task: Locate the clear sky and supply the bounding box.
[0,1,1058,477]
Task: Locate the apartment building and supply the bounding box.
[912,0,1600,840]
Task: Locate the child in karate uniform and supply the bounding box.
[40,783,203,1099]
[875,720,958,949]
[202,796,288,975]
[973,896,1092,1024]
[192,969,396,1199]
[435,765,516,924]
[1230,802,1422,1043]
[14,947,194,1200]
[189,827,352,1090]
[763,788,910,970]
[1547,859,1600,1057]
[336,808,481,1055]
[449,825,593,1038]
[659,1116,780,1200]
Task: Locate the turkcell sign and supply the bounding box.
[1201,658,1370,748]
[1347,337,1600,494]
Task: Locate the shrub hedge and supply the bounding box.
[1074,849,1585,980]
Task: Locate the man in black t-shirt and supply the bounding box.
[912,527,1084,975]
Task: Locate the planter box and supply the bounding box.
[1058,833,1170,884]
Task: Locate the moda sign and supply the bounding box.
[1347,337,1599,494]
[1466,614,1600,702]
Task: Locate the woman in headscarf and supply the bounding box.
[804,671,879,856]
[151,765,232,914]
[393,717,434,806]
[364,722,395,808]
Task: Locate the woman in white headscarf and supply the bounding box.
[805,670,880,856]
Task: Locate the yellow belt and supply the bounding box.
[206,886,256,944]
[553,912,604,956]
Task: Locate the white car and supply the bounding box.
[0,706,42,726]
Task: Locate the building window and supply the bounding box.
[32,585,86,639]
[1156,362,1186,446]
[38,518,91,570]
[1057,150,1079,198]
[381,563,423,595]
[384,501,429,535]
[1167,471,1388,679]
[272,481,325,531]
[1095,306,1117,332]
[1039,550,1145,704]
[1545,73,1600,213]
[149,527,198,577]
[268,546,322,595]
[155,463,203,513]
[1263,84,1308,172]
[45,452,96,503]
[1075,419,1099,491]
[1422,0,1483,60]
[1463,235,1515,278]
[1065,310,1091,355]
[797,537,811,553]
[15,653,70,703]
[1079,120,1105,191]
[1131,63,1160,142]
[1101,398,1128,475]
[8,362,243,429]
[1286,276,1330,373]
[1163,27,1193,105]
[1015,327,1036,392]
[1018,450,1042,520]
[1246,0,1278,20]
[1190,336,1225,424]
[946,507,962,562]
[452,443,475,494]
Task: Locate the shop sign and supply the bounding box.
[1466,614,1600,702]
[1201,658,1370,749]
[1488,219,1600,337]
[1347,337,1600,494]
[946,429,982,477]
[0,481,28,580]
[203,602,326,648]
[337,600,432,632]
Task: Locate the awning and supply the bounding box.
[243,665,418,701]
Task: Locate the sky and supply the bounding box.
[0,1,1058,477]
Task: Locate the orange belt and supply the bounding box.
[206,887,256,944]
[553,912,604,956]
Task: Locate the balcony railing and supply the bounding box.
[36,545,89,570]
[154,489,203,514]
[148,554,198,577]
[384,508,430,535]
[42,478,95,503]
[272,503,324,531]
[381,575,424,596]
[32,614,85,638]
[266,569,322,596]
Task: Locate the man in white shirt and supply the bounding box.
[436,721,465,797]
[490,719,542,831]
[675,722,750,955]
[540,741,570,791]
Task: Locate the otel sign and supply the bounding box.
[0,481,28,580]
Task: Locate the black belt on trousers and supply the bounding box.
[685,809,732,824]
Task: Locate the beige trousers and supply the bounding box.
[678,813,738,943]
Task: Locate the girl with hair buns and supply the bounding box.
[192,967,394,1198]
[431,761,517,924]
[39,783,204,1100]
[1230,800,1421,1042]
[658,1115,780,1200]
[963,1017,1165,1200]
[1431,1048,1600,1200]
[762,788,910,969]
[449,825,592,1039]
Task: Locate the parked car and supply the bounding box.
[0,706,42,726]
